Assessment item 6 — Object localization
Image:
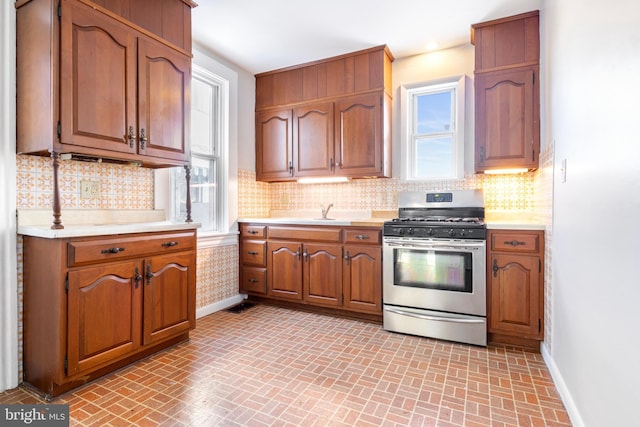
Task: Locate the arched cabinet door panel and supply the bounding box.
[143,252,195,346]
[67,260,142,376]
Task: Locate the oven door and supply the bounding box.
[383,237,486,316]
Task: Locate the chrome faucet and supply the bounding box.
[320,203,333,219]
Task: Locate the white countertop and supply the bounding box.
[238,209,395,227]
[17,209,200,238]
[239,210,547,230]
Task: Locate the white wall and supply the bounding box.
[0,0,18,393]
[544,0,640,425]
[391,45,475,177]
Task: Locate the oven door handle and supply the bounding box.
[384,307,485,324]
[384,241,484,251]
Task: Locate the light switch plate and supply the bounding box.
[80,180,99,199]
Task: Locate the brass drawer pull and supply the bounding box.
[161,241,179,247]
[247,251,259,255]
[101,247,124,254]
[248,278,259,283]
[247,230,259,235]
[504,240,525,246]
[356,234,370,240]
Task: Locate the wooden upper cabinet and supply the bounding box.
[16,0,194,167]
[90,0,196,52]
[294,102,335,177]
[472,11,540,173]
[256,45,393,110]
[137,37,190,161]
[475,67,539,171]
[335,93,385,177]
[471,11,539,72]
[256,109,294,181]
[60,1,137,155]
[255,45,393,181]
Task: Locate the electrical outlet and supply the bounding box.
[80,180,99,199]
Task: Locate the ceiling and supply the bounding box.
[191,0,542,75]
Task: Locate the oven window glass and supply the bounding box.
[393,248,472,292]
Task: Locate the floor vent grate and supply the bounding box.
[225,302,256,314]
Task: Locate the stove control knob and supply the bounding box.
[396,228,405,235]
[448,228,456,237]
[407,227,414,235]
[459,229,466,237]
[426,228,434,236]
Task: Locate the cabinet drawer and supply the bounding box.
[240,224,267,238]
[241,267,267,294]
[268,226,341,242]
[490,231,541,253]
[344,229,381,245]
[241,241,267,266]
[67,231,196,266]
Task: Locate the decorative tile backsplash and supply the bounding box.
[238,170,537,216]
[16,155,154,210]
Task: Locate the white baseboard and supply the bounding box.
[541,343,585,427]
[196,294,247,319]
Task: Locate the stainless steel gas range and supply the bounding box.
[382,190,487,346]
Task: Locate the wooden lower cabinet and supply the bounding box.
[241,224,382,317]
[303,243,342,306]
[342,245,382,313]
[22,229,196,398]
[267,241,303,300]
[487,229,544,349]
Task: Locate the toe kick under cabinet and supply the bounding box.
[22,229,197,399]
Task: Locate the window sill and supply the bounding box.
[196,230,239,248]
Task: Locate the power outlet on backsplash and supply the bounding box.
[80,180,99,199]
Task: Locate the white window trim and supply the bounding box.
[400,75,466,181]
[170,64,230,234]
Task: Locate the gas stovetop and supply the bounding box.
[383,190,486,240]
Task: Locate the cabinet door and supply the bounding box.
[67,260,142,376]
[303,243,342,307]
[267,241,303,300]
[137,37,190,162]
[334,93,383,177]
[294,102,335,177]
[143,252,194,346]
[60,0,137,154]
[475,67,539,171]
[256,109,294,181]
[343,245,382,314]
[488,253,542,338]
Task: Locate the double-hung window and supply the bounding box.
[401,76,465,180]
[173,65,228,232]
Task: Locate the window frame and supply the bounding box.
[400,75,466,181]
[171,64,229,234]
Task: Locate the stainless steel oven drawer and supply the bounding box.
[383,305,487,346]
